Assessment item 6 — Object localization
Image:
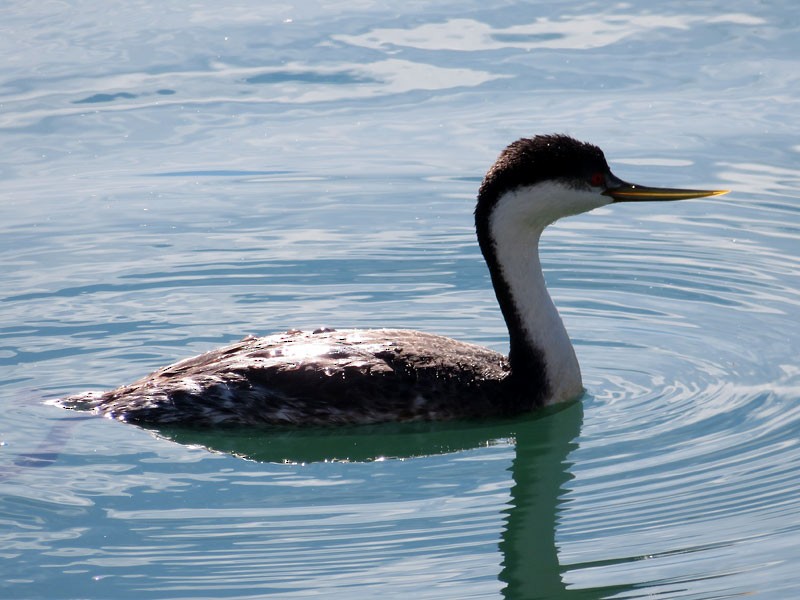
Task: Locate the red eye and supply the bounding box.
[590,173,605,187]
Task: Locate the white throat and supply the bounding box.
[488,181,603,404]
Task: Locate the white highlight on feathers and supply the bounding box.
[489,181,612,404]
[177,377,203,394]
[282,342,333,359]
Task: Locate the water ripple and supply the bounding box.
[2,2,800,597]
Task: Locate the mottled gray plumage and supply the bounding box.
[61,328,524,426]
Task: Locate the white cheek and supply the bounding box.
[493,181,610,230]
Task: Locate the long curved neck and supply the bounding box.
[476,185,583,407]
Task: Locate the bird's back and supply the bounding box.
[59,328,516,426]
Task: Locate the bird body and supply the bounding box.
[64,328,520,426]
[57,135,727,426]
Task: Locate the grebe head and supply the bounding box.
[477,134,728,229]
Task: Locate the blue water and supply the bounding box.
[2,1,800,598]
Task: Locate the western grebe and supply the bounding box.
[57,135,728,426]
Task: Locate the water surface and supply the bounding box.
[2,1,800,598]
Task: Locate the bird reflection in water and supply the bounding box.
[153,400,634,598]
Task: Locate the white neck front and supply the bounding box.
[488,183,587,404]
